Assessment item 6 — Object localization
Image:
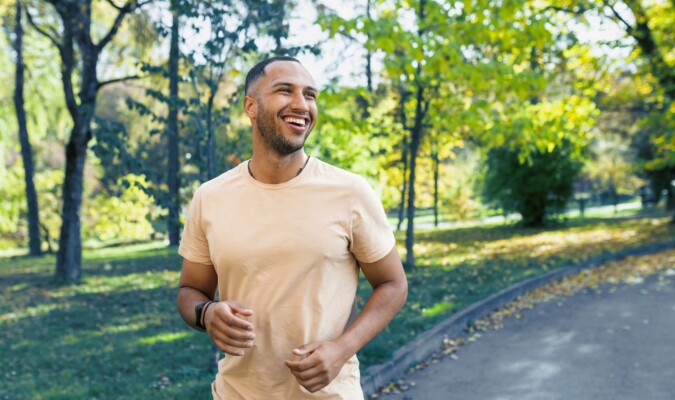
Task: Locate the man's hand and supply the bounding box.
[204,301,255,356]
[284,341,350,393]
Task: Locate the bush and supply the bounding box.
[483,141,582,227]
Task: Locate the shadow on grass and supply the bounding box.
[1,285,215,400]
[0,248,183,289]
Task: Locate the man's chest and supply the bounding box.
[201,192,353,272]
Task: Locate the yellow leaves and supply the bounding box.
[472,247,675,333]
[635,79,655,97]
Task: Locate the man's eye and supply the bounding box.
[305,93,317,99]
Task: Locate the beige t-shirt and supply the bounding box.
[178,158,395,400]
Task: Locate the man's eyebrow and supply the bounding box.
[272,82,318,93]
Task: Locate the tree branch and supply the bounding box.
[604,1,633,32]
[105,0,125,11]
[96,74,141,90]
[24,7,61,50]
[543,5,589,15]
[96,0,152,52]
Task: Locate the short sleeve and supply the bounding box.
[349,176,396,263]
[178,186,213,265]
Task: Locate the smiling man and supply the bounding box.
[176,56,408,399]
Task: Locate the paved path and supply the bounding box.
[383,271,675,400]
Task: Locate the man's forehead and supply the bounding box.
[262,61,316,88]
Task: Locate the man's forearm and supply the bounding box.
[177,286,214,330]
[337,278,407,358]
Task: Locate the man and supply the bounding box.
[176,56,407,399]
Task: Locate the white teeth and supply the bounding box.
[284,117,306,126]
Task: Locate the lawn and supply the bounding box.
[1,212,674,399]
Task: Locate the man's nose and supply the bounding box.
[290,90,309,112]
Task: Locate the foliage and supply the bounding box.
[547,0,675,201]
[0,163,25,247]
[483,141,584,227]
[0,162,63,251]
[586,135,645,204]
[84,174,158,243]
[308,85,402,206]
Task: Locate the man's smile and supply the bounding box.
[281,114,311,133]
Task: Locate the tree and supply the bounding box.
[548,1,674,206]
[184,0,259,181]
[321,0,561,268]
[166,0,181,247]
[483,141,583,227]
[12,0,41,255]
[26,0,151,282]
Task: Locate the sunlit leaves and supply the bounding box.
[84,174,157,242]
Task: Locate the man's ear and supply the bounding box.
[244,95,257,118]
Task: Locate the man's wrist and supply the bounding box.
[194,300,212,331]
[335,332,359,362]
[200,301,216,329]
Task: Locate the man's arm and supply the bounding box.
[285,245,408,392]
[177,259,255,356]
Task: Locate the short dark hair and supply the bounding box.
[244,56,301,96]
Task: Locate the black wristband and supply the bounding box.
[194,301,211,330]
[200,301,215,330]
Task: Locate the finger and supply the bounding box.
[216,334,254,350]
[292,342,321,357]
[229,302,253,317]
[213,310,254,331]
[300,376,330,393]
[209,329,254,349]
[207,318,255,343]
[293,367,323,382]
[213,340,247,356]
[285,356,318,372]
[216,323,256,342]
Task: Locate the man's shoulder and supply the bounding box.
[310,158,366,185]
[196,163,246,198]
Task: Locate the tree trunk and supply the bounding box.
[54,2,98,282]
[365,0,373,93]
[13,0,42,256]
[56,136,87,281]
[206,91,216,180]
[167,3,181,247]
[396,84,411,232]
[396,141,408,232]
[610,185,619,214]
[404,1,427,270]
[667,185,675,211]
[405,77,426,270]
[578,198,586,217]
[40,222,54,254]
[432,148,439,228]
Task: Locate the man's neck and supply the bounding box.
[248,150,308,184]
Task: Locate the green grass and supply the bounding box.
[2,210,674,398]
[1,246,212,400]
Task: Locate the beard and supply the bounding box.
[256,101,311,156]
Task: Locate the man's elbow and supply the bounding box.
[393,275,408,312]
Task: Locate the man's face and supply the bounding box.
[246,61,318,156]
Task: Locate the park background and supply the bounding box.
[1,0,674,398]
